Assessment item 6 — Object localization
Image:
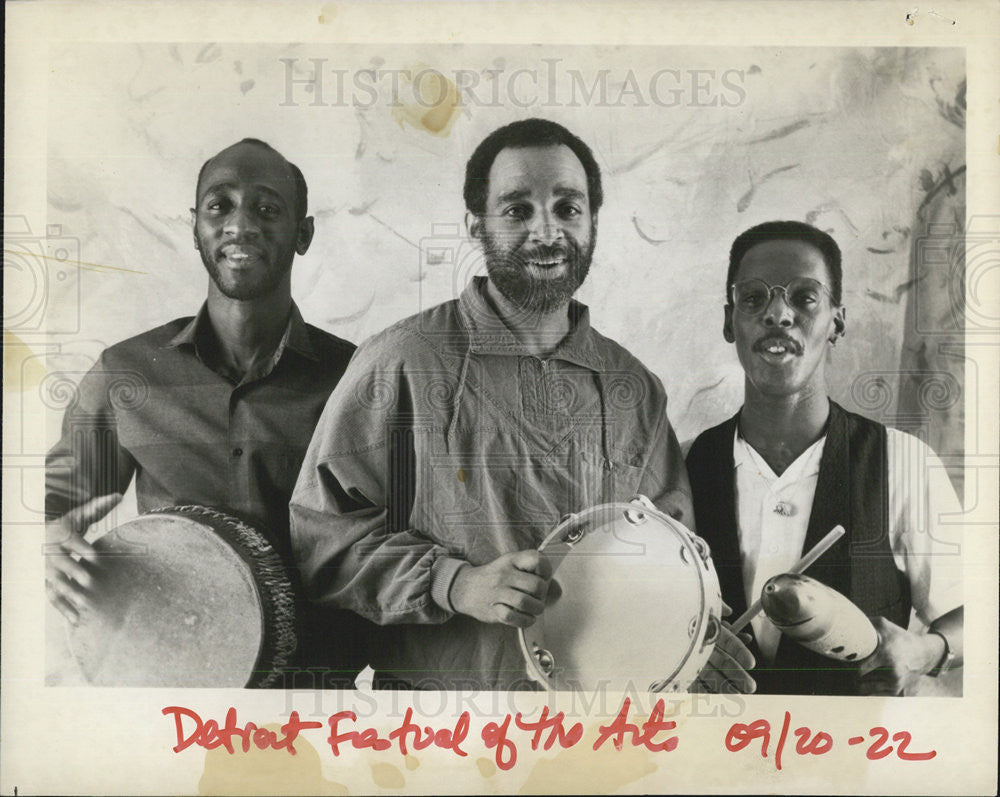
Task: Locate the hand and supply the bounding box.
[450,549,558,628]
[691,602,757,694]
[45,493,122,624]
[857,616,946,696]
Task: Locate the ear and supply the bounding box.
[190,209,198,250]
[295,216,315,256]
[830,305,846,342]
[723,304,735,343]
[465,211,484,242]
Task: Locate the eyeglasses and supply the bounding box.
[729,277,836,316]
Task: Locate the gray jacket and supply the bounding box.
[290,277,693,689]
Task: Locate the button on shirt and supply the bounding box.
[45,302,356,564]
[734,428,963,664]
[290,276,693,688]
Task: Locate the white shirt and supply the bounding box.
[734,428,963,664]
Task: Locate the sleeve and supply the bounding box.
[289,339,458,626]
[45,351,137,520]
[887,429,963,626]
[636,394,696,532]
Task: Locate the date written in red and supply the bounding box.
[726,712,935,771]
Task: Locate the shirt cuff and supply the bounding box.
[430,556,469,614]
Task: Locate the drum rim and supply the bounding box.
[519,499,720,692]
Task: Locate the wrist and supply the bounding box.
[925,629,954,677]
[430,557,470,614]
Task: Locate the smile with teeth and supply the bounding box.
[528,257,565,267]
[756,337,799,357]
[221,247,262,266]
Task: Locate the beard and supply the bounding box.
[196,237,292,301]
[482,230,596,315]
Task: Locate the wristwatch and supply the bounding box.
[926,629,957,678]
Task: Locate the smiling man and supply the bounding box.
[686,220,964,696]
[291,118,755,692]
[45,138,364,687]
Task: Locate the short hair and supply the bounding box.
[463,118,604,216]
[196,138,308,220]
[727,220,843,305]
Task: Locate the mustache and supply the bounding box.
[753,334,803,354]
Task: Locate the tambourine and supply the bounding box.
[67,506,299,688]
[519,496,722,692]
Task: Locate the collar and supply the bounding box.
[732,424,826,483]
[164,301,318,362]
[457,276,604,370]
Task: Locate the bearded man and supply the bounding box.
[290,118,755,692]
[45,138,365,687]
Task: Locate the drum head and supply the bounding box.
[68,506,298,688]
[519,500,722,693]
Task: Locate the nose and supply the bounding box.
[527,209,563,245]
[762,288,795,327]
[223,203,261,238]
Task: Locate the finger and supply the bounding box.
[48,571,94,613]
[506,570,548,601]
[715,625,756,671]
[59,532,100,565]
[694,670,723,693]
[499,588,545,617]
[510,549,551,579]
[68,493,124,533]
[48,554,96,590]
[721,600,733,618]
[492,602,537,628]
[856,651,883,677]
[48,590,81,625]
[704,645,757,694]
[545,578,562,606]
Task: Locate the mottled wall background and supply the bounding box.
[31,44,966,490]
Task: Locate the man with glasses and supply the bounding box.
[685,220,963,695]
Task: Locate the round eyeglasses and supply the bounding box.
[729,277,836,316]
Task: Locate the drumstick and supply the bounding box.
[729,525,845,634]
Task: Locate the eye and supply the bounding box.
[258,203,281,217]
[502,205,530,221]
[203,196,229,214]
[790,287,820,308]
[736,285,767,309]
[555,203,583,220]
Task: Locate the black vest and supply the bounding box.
[685,401,911,695]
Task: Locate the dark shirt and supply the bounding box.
[46,302,356,565]
[45,302,367,686]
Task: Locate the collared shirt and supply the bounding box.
[734,428,963,663]
[46,302,356,563]
[291,276,693,688]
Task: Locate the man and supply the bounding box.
[686,220,963,695]
[45,138,364,687]
[290,118,754,691]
